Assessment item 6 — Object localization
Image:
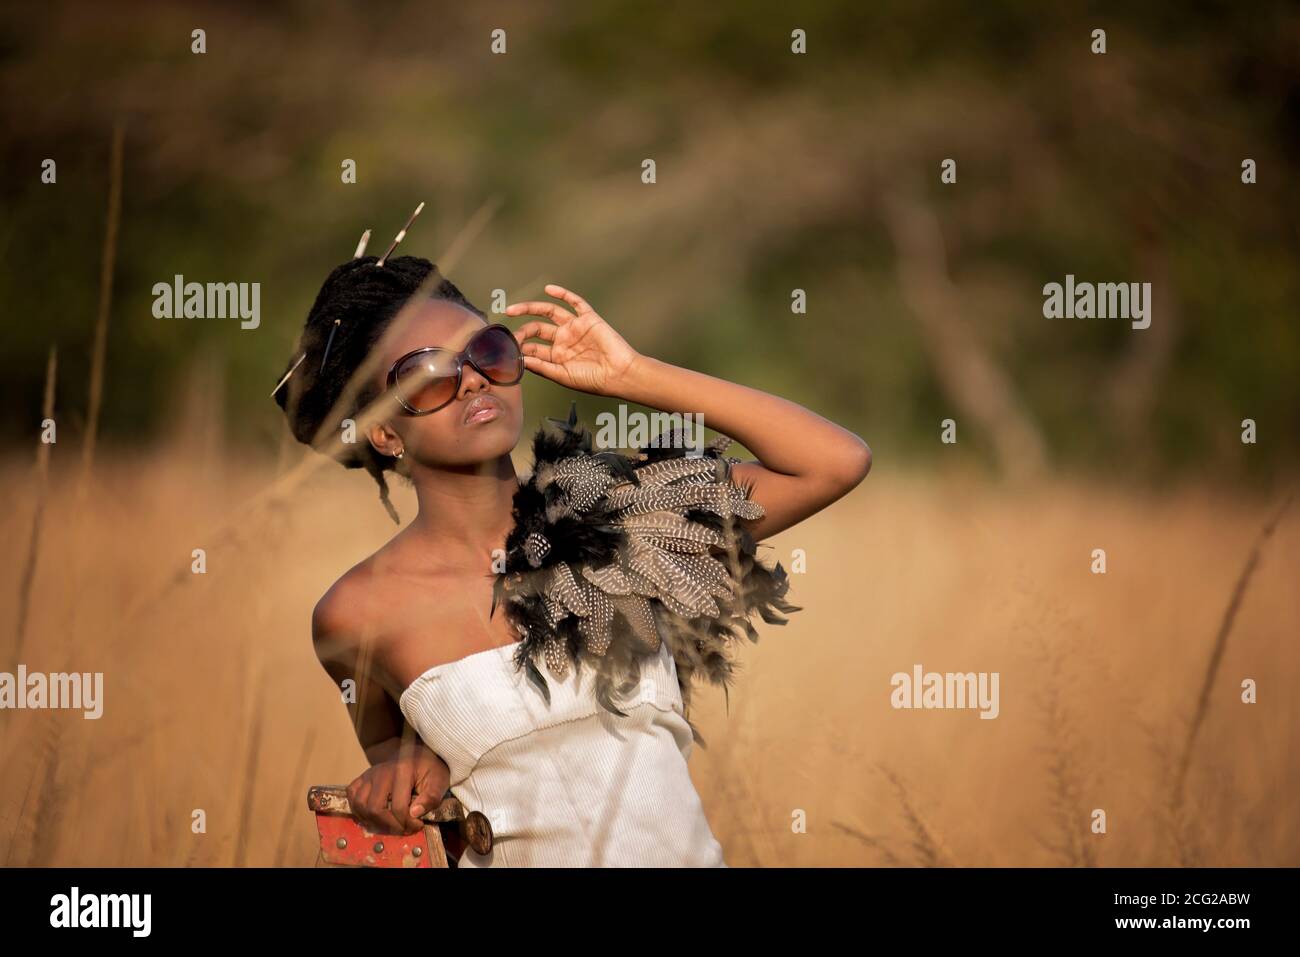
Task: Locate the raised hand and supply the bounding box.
[506,284,640,396]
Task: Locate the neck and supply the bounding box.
[405,454,519,563]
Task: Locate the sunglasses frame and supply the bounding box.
[385,322,524,416]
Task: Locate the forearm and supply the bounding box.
[362,735,403,766]
[361,730,441,768]
[616,354,868,480]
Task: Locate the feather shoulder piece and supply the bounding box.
[491,401,800,746]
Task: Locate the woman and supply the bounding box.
[274,248,870,867]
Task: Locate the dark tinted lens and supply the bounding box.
[468,326,523,384]
[394,350,458,412]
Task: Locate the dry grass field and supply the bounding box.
[1,1,1295,875]
[1,428,1296,867]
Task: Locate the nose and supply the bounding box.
[457,361,490,399]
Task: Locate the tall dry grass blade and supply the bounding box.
[876,763,956,867]
[727,689,781,865]
[433,194,503,276]
[65,122,125,649]
[2,715,65,866]
[183,834,212,868]
[1173,490,1294,802]
[274,729,317,867]
[691,683,775,865]
[830,820,906,866]
[233,666,269,867]
[1029,633,1097,867]
[77,121,125,503]
[1148,731,1207,866]
[23,720,69,865]
[1,726,43,863]
[174,350,228,478]
[13,345,57,659]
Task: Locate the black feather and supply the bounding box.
[496,407,801,744]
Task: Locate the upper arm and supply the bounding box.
[729,438,870,541]
[312,577,405,760]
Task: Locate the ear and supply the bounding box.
[367,421,403,459]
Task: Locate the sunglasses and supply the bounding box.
[385,323,524,416]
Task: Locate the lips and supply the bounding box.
[463,394,503,424]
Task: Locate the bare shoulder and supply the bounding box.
[311,556,381,664]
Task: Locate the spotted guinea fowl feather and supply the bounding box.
[492,401,800,746]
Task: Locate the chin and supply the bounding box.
[461,414,522,458]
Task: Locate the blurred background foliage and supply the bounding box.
[1,0,1296,486]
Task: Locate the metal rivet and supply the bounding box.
[336,837,347,849]
[373,841,384,854]
[412,846,423,858]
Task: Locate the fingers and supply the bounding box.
[505,301,576,325]
[543,283,594,315]
[522,354,565,380]
[346,775,375,828]
[504,285,593,321]
[347,776,383,833]
[365,788,406,834]
[514,320,558,344]
[409,756,451,822]
[387,757,420,834]
[520,341,552,362]
[519,341,566,379]
[347,769,404,835]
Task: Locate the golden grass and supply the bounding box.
[76,121,124,504]
[13,346,56,659]
[1,437,1296,866]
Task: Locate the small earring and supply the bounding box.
[395,449,405,459]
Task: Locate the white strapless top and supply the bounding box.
[398,639,727,868]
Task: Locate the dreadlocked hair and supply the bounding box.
[273,254,486,523]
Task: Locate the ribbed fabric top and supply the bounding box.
[398,639,727,867]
